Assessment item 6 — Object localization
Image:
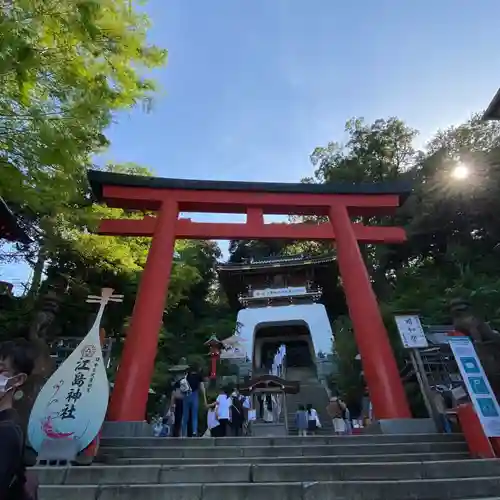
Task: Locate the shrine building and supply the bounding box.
[218,253,343,377]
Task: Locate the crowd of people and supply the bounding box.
[155,364,255,438]
[293,395,373,437]
[156,361,376,439]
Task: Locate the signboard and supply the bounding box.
[394,315,428,349]
[220,347,247,360]
[449,336,500,437]
[28,288,122,453]
[252,286,307,298]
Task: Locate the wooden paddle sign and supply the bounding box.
[28,288,123,453]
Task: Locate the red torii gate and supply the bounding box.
[88,170,412,422]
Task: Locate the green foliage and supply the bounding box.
[226,114,500,409]
[306,114,500,402]
[0,0,242,417]
[0,0,166,225]
[3,1,500,413]
[0,0,171,348]
[330,316,363,402]
[308,117,418,184]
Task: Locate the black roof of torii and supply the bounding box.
[87,169,412,202]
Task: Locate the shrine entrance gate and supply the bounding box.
[88,170,413,422]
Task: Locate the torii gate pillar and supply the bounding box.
[329,204,410,418]
[107,200,178,421]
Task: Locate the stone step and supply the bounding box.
[287,415,333,423]
[99,441,468,459]
[287,429,335,435]
[98,451,470,465]
[99,433,465,448]
[39,476,500,500]
[36,460,498,486]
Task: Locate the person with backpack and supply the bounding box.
[230,388,245,436]
[0,340,37,500]
[169,375,186,437]
[180,363,206,437]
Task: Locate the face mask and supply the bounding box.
[0,374,13,394]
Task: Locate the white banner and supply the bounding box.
[252,286,306,298]
[220,347,247,360]
[449,336,500,437]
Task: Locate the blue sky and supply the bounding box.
[2,0,500,292]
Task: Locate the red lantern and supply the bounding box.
[205,334,224,379]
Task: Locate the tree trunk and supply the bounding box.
[14,289,60,435]
[26,245,46,299]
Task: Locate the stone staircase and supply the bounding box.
[285,367,333,435]
[35,433,500,499]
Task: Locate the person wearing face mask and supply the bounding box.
[0,340,36,499]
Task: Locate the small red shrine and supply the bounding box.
[88,170,413,422]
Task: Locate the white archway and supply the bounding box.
[234,303,334,371]
[253,320,315,369]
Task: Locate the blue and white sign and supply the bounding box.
[28,288,122,452]
[449,336,500,437]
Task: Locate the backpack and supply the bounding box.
[179,376,192,395]
[231,395,244,420]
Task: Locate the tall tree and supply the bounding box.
[308,117,418,184]
[296,114,500,406]
[0,0,167,288]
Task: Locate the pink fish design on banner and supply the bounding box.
[28,288,123,453]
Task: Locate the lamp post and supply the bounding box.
[205,334,224,379]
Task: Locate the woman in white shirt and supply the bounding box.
[306,403,321,435]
